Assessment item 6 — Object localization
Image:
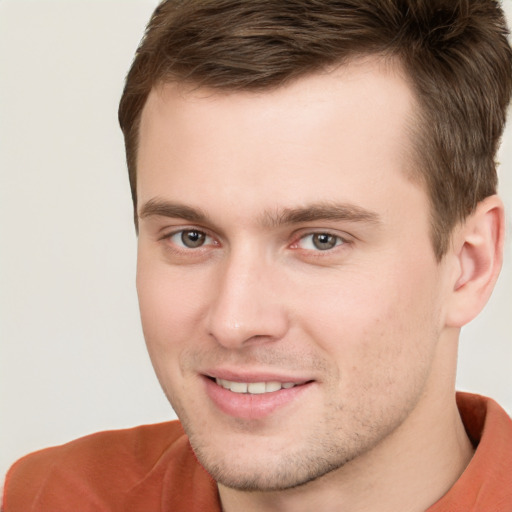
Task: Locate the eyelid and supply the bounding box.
[290,229,352,251]
[157,225,352,252]
[160,226,219,248]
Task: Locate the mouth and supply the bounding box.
[213,378,305,394]
[203,374,314,419]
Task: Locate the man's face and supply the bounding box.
[136,60,454,491]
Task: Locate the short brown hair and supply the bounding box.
[119,0,512,258]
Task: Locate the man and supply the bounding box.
[3,0,512,510]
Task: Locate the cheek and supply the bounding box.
[299,257,442,386]
[136,255,208,369]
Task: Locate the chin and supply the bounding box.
[190,439,353,492]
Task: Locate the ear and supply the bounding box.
[445,195,505,328]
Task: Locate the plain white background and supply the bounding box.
[1,0,511,481]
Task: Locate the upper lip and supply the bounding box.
[202,368,313,384]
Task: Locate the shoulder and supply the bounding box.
[427,393,512,511]
[456,391,512,445]
[3,420,189,511]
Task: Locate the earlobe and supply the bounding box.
[445,195,505,328]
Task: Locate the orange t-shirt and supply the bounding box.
[3,393,512,511]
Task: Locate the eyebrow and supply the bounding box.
[139,198,209,223]
[139,198,381,227]
[261,202,381,228]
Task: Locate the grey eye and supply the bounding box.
[180,230,206,248]
[312,233,339,250]
[297,232,344,251]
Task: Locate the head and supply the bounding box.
[119,0,511,498]
[120,0,512,259]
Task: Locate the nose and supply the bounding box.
[206,248,289,349]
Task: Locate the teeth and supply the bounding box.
[215,378,299,394]
[248,382,266,394]
[265,381,282,393]
[230,381,248,393]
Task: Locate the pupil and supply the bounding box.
[313,233,336,250]
[182,230,205,248]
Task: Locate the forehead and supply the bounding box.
[136,58,425,223]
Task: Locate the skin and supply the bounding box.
[135,59,502,512]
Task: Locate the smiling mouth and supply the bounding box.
[213,378,308,394]
[204,376,314,418]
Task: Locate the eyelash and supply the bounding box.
[160,228,351,255]
[161,228,217,250]
[291,232,347,252]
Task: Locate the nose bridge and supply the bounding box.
[207,243,288,348]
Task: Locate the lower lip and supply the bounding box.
[203,377,313,420]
